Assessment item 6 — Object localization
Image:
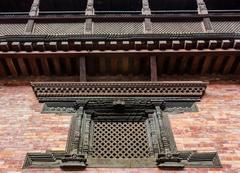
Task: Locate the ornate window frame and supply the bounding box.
[23,82,221,169]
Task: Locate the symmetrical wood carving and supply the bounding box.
[23,81,221,169]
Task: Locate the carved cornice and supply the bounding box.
[31,81,208,101]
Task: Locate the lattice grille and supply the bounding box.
[34,23,85,35]
[152,22,203,34]
[91,121,150,159]
[0,24,26,36]
[212,21,240,33]
[93,22,143,35]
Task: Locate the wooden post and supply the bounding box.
[150,56,158,81]
[79,57,86,81]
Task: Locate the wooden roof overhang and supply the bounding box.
[1,33,240,53]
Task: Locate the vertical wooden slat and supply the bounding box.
[223,56,236,74]
[201,55,212,74]
[99,56,106,75]
[235,58,240,74]
[29,58,40,75]
[191,55,201,74]
[17,57,29,76]
[53,58,61,75]
[79,56,86,81]
[212,56,224,74]
[179,56,189,74]
[0,60,6,77]
[40,57,50,75]
[5,58,18,77]
[157,56,165,75]
[167,56,177,74]
[122,57,129,75]
[65,58,72,75]
[150,56,157,81]
[132,57,140,75]
[111,57,118,75]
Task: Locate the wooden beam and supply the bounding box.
[99,56,106,75]
[132,57,140,75]
[79,56,86,81]
[53,58,61,75]
[223,56,236,74]
[159,41,167,50]
[201,56,212,74]
[40,58,50,75]
[221,40,231,49]
[234,40,240,49]
[49,42,57,51]
[25,20,35,34]
[179,56,190,74]
[209,40,218,49]
[144,18,152,33]
[0,42,9,52]
[12,42,21,51]
[17,57,29,76]
[29,58,40,75]
[24,42,33,52]
[197,40,205,50]
[65,58,72,75]
[0,60,6,77]
[122,56,129,75]
[184,40,193,50]
[36,42,45,51]
[212,56,224,74]
[167,56,177,74]
[235,61,240,74]
[191,56,201,74]
[157,56,165,75]
[172,40,181,50]
[150,56,158,81]
[5,58,17,77]
[85,19,92,34]
[111,56,118,75]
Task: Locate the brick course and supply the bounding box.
[0,84,239,173]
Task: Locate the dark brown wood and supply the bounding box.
[111,56,118,75]
[17,57,29,76]
[99,56,106,75]
[201,55,212,74]
[184,41,193,50]
[122,56,129,75]
[223,56,236,74]
[132,57,140,75]
[221,40,231,49]
[197,40,205,50]
[0,60,6,77]
[29,58,40,75]
[212,56,224,74]
[65,57,72,75]
[24,42,33,52]
[5,58,18,77]
[79,56,86,81]
[12,42,21,51]
[40,57,50,75]
[235,62,240,74]
[53,58,61,75]
[179,56,189,74]
[157,56,165,75]
[191,56,201,74]
[0,42,9,52]
[209,40,218,49]
[167,56,177,74]
[150,56,157,81]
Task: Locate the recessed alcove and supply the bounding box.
[149,0,197,12]
[94,0,142,13]
[39,0,87,12]
[0,0,33,13]
[205,0,240,11]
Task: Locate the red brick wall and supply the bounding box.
[0,84,239,173]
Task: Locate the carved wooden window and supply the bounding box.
[23,82,221,169]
